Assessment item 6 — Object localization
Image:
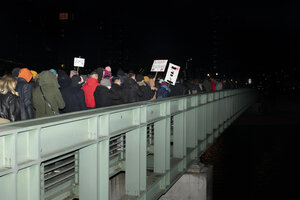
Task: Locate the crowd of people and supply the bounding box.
[0,66,236,124]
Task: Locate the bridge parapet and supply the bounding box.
[0,89,257,200]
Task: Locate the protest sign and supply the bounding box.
[74,57,85,67]
[151,60,168,72]
[164,63,180,85]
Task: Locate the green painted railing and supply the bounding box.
[0,89,257,200]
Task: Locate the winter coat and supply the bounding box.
[16,78,34,120]
[58,76,86,113]
[156,85,170,99]
[111,84,125,105]
[137,82,155,101]
[202,79,212,92]
[123,78,143,103]
[82,78,100,108]
[169,82,185,97]
[94,85,121,108]
[0,92,21,122]
[32,71,65,118]
[211,81,216,91]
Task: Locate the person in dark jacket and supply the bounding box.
[16,68,34,120]
[202,78,212,92]
[58,72,86,113]
[0,75,21,122]
[110,77,125,105]
[116,68,127,85]
[136,74,155,101]
[71,75,87,108]
[169,80,186,97]
[156,80,170,99]
[94,78,121,108]
[32,71,65,118]
[122,73,143,103]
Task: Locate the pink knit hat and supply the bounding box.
[105,66,111,72]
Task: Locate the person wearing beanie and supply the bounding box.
[105,66,111,73]
[94,77,120,108]
[144,76,150,85]
[103,66,112,83]
[16,68,34,120]
[30,70,39,88]
[31,70,37,78]
[49,69,58,77]
[100,78,111,88]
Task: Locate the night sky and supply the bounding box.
[0,0,299,80]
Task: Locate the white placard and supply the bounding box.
[74,57,85,67]
[164,63,180,85]
[151,59,168,72]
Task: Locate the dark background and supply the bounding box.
[1,1,299,83]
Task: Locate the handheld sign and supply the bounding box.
[164,63,180,85]
[74,57,85,67]
[151,59,168,72]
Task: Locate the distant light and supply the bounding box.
[61,64,65,68]
[59,12,69,20]
[216,72,219,76]
[207,73,210,77]
[248,78,252,84]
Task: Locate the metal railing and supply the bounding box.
[0,89,257,200]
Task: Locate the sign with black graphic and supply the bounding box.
[164,63,180,85]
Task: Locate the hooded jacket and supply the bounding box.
[59,75,86,113]
[82,78,100,108]
[32,71,65,118]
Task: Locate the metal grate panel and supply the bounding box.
[41,151,78,200]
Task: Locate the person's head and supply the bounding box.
[30,70,38,80]
[100,78,111,89]
[135,74,144,83]
[105,66,111,73]
[95,67,103,81]
[112,77,121,86]
[57,69,68,78]
[89,71,99,80]
[18,68,33,82]
[144,76,150,82]
[0,75,18,96]
[11,67,20,78]
[128,72,135,81]
[71,75,82,86]
[49,69,57,77]
[70,70,78,78]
